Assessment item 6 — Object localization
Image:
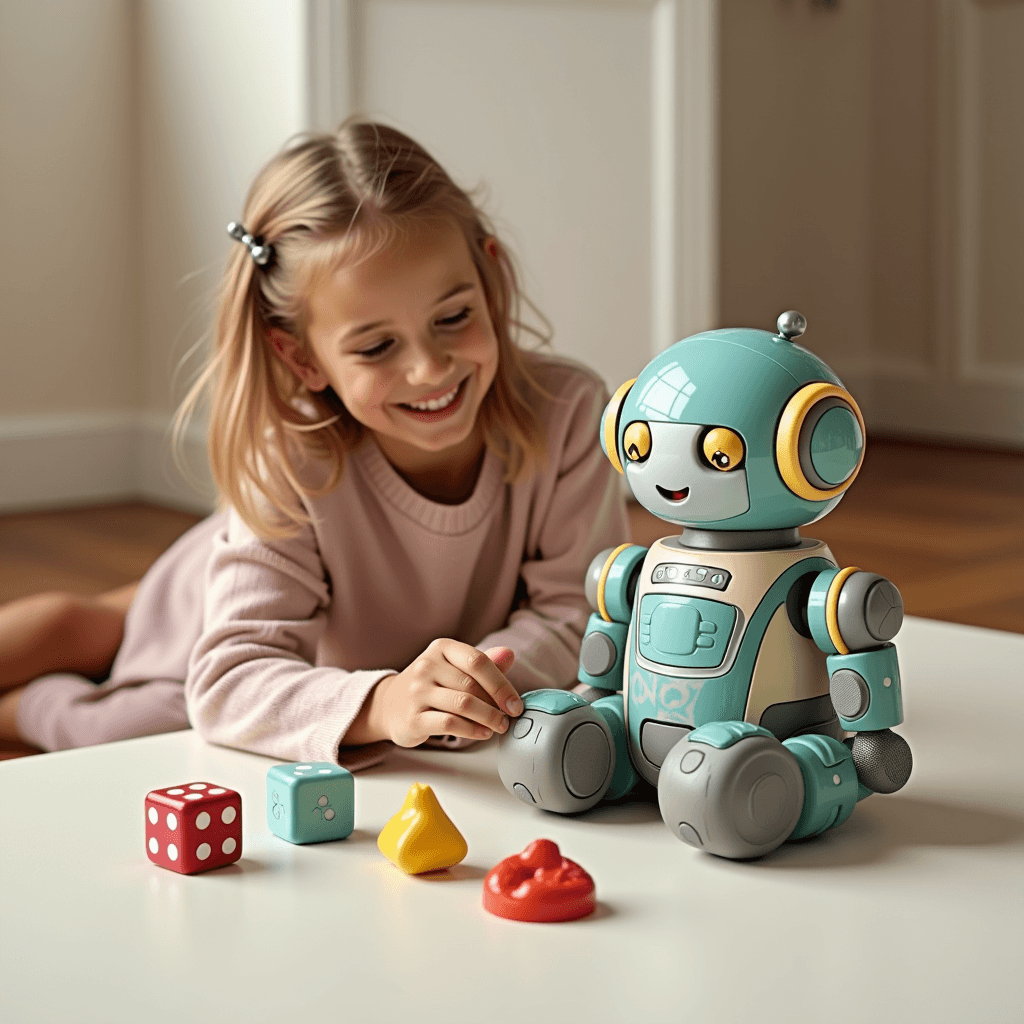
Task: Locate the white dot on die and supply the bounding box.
[148,807,158,824]
[222,837,237,855]
[295,765,312,771]
[832,774,841,785]
[196,843,211,860]
[317,795,329,806]
[209,788,225,795]
[166,813,178,830]
[195,812,211,830]
[883,677,892,688]
[185,794,203,800]
[189,783,207,790]
[148,837,159,854]
[318,769,331,774]
[167,844,179,861]
[221,806,237,824]
[324,809,335,821]
[167,788,184,795]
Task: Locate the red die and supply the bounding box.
[145,782,242,874]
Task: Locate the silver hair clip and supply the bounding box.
[227,221,273,267]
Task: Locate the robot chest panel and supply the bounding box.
[637,590,737,670]
[631,537,831,678]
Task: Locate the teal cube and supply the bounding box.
[266,762,354,844]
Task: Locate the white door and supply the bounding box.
[716,0,1024,448]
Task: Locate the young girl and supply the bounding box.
[0,121,628,770]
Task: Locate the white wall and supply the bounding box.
[718,0,1024,447]
[0,0,139,507]
[134,0,308,509]
[0,0,308,513]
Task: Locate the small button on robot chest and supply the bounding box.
[652,562,731,591]
[638,593,738,669]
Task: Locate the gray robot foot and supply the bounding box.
[497,690,616,815]
[657,722,806,860]
[847,728,913,794]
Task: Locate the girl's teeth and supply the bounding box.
[407,384,458,411]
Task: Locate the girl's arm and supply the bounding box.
[187,514,522,766]
[186,515,391,767]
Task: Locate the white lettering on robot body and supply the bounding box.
[631,668,703,725]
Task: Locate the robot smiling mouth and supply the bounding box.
[656,485,690,502]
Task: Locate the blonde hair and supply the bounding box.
[175,120,550,539]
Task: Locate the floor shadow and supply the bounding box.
[364,748,500,788]
[201,856,270,877]
[578,792,663,826]
[415,862,489,882]
[738,793,1024,871]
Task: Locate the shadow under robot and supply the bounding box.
[498,312,913,859]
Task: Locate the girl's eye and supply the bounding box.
[356,338,395,359]
[435,307,470,329]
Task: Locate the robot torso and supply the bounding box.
[624,537,839,785]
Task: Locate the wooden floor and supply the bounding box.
[0,502,204,603]
[0,437,1021,759]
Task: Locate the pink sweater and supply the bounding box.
[18,355,629,768]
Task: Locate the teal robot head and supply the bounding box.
[601,312,866,531]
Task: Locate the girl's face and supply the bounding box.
[280,219,500,483]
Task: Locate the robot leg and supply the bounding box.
[657,722,805,859]
[497,690,636,814]
[783,733,860,839]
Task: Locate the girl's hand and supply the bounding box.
[367,641,522,748]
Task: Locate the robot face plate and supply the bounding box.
[625,422,750,524]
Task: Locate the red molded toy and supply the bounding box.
[482,838,595,922]
[145,782,242,874]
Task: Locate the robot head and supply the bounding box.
[601,312,865,531]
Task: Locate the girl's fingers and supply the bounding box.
[429,684,509,735]
[418,710,494,742]
[433,639,524,716]
[484,645,515,674]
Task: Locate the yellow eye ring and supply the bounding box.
[623,421,652,463]
[702,427,744,471]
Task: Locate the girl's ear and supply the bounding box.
[267,327,330,392]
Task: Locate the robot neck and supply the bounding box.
[678,527,802,551]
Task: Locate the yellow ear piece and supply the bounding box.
[776,383,866,500]
[601,378,636,474]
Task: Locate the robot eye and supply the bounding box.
[623,421,651,463]
[702,427,745,471]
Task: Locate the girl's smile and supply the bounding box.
[397,375,469,419]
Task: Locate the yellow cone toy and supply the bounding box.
[377,783,468,874]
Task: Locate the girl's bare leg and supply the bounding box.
[0,686,28,741]
[0,583,138,742]
[0,583,138,692]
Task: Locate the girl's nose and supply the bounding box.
[406,337,451,385]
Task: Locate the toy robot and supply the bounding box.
[497,312,912,859]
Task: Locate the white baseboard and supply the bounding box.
[0,412,216,515]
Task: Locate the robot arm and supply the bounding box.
[803,567,913,794]
[577,544,647,691]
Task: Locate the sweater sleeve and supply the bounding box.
[185,511,392,770]
[476,369,630,692]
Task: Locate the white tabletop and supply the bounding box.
[2,616,1022,1024]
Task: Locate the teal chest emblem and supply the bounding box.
[638,594,737,668]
